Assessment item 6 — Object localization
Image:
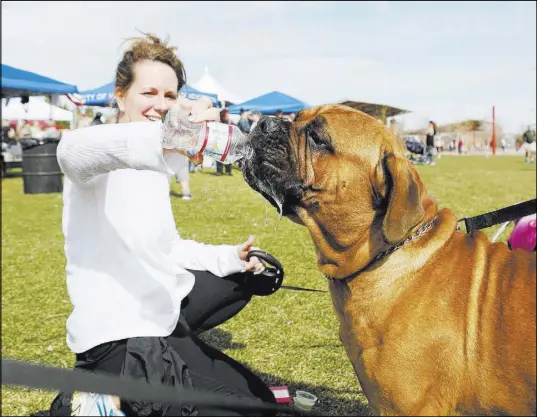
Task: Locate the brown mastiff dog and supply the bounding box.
[240,105,536,416]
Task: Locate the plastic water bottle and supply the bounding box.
[163,117,250,164]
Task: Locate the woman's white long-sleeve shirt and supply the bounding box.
[57,122,244,353]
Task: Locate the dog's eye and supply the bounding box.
[307,131,334,154]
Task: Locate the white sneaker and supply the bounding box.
[182,194,193,200]
[71,392,125,416]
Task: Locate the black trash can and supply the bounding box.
[22,138,63,194]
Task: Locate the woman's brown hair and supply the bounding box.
[115,32,186,100]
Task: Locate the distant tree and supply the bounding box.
[463,120,482,132]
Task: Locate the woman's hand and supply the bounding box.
[168,95,221,127]
[164,96,221,165]
[237,235,265,275]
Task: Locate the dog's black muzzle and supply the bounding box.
[241,116,304,215]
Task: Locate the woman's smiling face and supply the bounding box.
[116,59,178,123]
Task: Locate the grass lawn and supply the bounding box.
[2,155,535,416]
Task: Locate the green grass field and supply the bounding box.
[2,155,536,416]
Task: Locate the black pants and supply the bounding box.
[51,270,275,416]
[216,162,232,175]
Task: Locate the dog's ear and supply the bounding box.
[382,153,425,244]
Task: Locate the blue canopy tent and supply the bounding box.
[76,82,115,107]
[77,82,219,107]
[1,64,78,98]
[227,91,308,115]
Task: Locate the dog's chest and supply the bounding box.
[329,280,402,411]
[329,279,384,348]
[332,295,389,414]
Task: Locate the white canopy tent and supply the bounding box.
[2,96,74,125]
[193,66,244,106]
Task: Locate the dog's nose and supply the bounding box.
[257,116,276,134]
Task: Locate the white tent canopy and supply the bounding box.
[193,66,244,105]
[2,96,74,123]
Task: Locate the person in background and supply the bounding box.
[43,120,61,139]
[458,136,464,155]
[90,112,105,126]
[7,121,19,142]
[167,151,193,199]
[249,110,262,132]
[237,108,251,135]
[274,109,284,118]
[29,120,44,139]
[77,112,92,129]
[18,120,31,138]
[434,133,443,159]
[47,32,275,417]
[522,126,536,163]
[389,119,399,138]
[425,120,437,166]
[282,113,295,122]
[220,108,233,125]
[216,108,234,176]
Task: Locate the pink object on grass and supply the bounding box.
[269,386,292,403]
[508,214,536,253]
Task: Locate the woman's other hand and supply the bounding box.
[237,235,265,275]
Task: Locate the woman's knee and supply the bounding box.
[181,270,255,334]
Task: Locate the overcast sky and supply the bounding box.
[2,1,536,132]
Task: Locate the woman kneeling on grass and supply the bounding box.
[47,33,276,417]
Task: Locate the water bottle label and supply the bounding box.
[198,124,210,154]
[202,123,233,162]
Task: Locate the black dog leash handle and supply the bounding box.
[247,250,284,272]
[460,198,536,233]
[246,250,326,296]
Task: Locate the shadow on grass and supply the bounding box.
[200,328,372,416]
[199,328,247,350]
[197,171,235,177]
[199,329,342,353]
[170,190,185,198]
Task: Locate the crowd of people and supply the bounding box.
[398,120,537,166]
[1,119,65,176]
[2,119,62,141]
